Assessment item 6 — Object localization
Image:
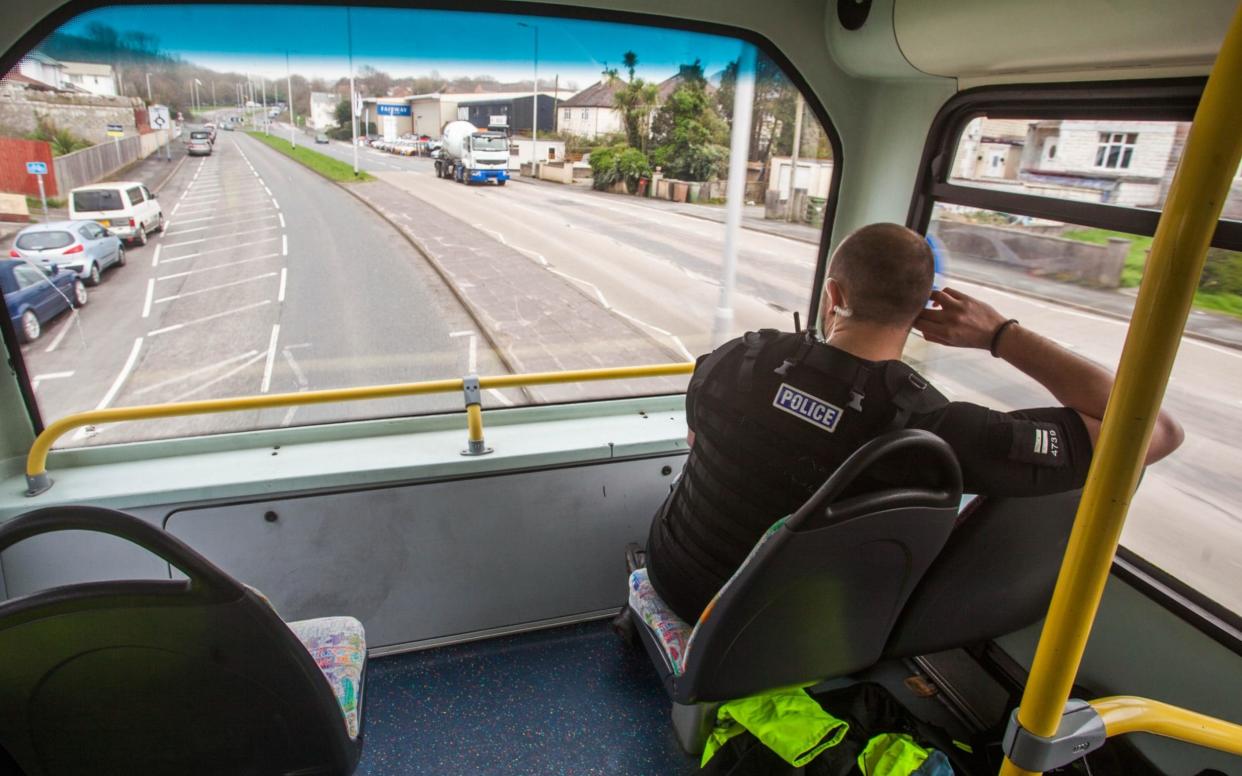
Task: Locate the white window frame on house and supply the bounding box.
[1096,131,1138,170]
[582,108,589,119]
[563,109,571,121]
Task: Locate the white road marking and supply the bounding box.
[160,236,281,263]
[161,224,214,236]
[272,197,280,210]
[163,223,281,248]
[167,352,268,404]
[133,350,260,396]
[154,272,278,304]
[142,279,154,317]
[282,234,288,256]
[449,330,474,337]
[278,267,287,302]
[264,186,273,196]
[151,243,161,267]
[278,213,285,228]
[43,313,82,352]
[164,210,278,226]
[74,337,143,440]
[278,347,310,427]
[31,371,74,391]
[260,323,281,392]
[157,253,281,279]
[178,195,219,205]
[147,300,271,336]
[486,389,515,407]
[548,268,609,308]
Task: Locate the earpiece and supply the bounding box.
[832,304,854,318]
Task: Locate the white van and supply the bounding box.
[68,181,164,247]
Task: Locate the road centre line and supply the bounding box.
[133,350,262,397]
[272,198,280,210]
[282,234,288,256]
[260,324,281,393]
[157,253,281,279]
[279,213,285,228]
[154,272,277,304]
[160,236,281,264]
[278,268,287,302]
[167,352,268,405]
[163,223,281,248]
[147,300,271,337]
[142,279,154,317]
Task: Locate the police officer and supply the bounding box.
[645,223,1183,625]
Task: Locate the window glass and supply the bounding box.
[13,265,46,288]
[950,117,1187,209]
[926,200,1242,613]
[126,186,144,205]
[12,5,832,448]
[17,231,74,250]
[72,189,124,212]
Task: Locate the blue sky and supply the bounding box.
[57,5,748,87]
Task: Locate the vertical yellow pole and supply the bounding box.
[999,7,1242,775]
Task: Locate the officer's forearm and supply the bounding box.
[994,324,1112,422]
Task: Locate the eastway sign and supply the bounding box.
[25,161,47,175]
[375,103,411,117]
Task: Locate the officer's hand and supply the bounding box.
[914,288,1007,349]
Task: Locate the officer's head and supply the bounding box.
[823,223,934,331]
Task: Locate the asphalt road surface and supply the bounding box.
[21,129,516,445]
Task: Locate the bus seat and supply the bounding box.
[0,505,366,776]
[627,430,963,753]
[883,488,1083,659]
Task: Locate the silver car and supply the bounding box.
[9,220,125,286]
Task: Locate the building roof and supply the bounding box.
[656,69,716,102]
[60,61,115,77]
[22,51,62,67]
[560,80,623,108]
[1,70,60,90]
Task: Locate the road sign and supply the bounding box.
[149,105,170,130]
[375,103,411,117]
[25,161,47,175]
[106,123,124,138]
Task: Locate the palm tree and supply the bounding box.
[608,52,658,151]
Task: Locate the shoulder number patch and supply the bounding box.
[1007,420,1065,466]
[772,383,843,433]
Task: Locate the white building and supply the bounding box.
[309,91,338,130]
[15,52,66,90]
[60,61,117,97]
[556,81,623,140]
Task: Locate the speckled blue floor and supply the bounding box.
[354,621,697,775]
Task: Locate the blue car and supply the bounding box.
[10,220,124,287]
[1,258,87,343]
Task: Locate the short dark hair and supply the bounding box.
[826,223,934,327]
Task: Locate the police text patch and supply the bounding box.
[772,383,843,433]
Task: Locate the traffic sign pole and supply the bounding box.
[36,174,47,221]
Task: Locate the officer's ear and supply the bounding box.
[825,278,850,317]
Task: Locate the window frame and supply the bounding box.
[0,0,844,439]
[907,77,1242,645]
[1095,130,1138,170]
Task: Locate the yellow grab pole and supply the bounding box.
[25,362,694,493]
[1090,697,1242,757]
[1000,6,1242,775]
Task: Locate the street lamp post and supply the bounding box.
[145,72,152,103]
[287,51,297,149]
[518,22,539,176]
[347,7,358,175]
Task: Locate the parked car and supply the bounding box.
[187,130,213,156]
[315,132,329,144]
[69,181,164,247]
[0,258,86,343]
[9,221,124,286]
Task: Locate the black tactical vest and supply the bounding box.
[647,330,949,623]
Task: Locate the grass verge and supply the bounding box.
[1062,226,1242,319]
[245,132,373,183]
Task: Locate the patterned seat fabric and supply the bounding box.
[286,616,367,739]
[629,517,788,676]
[629,568,694,675]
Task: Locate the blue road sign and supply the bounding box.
[25,161,48,175]
[375,104,411,117]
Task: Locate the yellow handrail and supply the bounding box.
[1090,697,1242,757]
[24,361,694,495]
[999,4,1242,774]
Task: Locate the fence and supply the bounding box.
[52,129,171,195]
[0,137,57,198]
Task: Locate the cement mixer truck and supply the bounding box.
[435,120,510,185]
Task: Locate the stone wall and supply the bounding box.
[931,218,1130,289]
[0,81,142,145]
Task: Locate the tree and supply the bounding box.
[716,50,828,163]
[649,62,730,181]
[607,51,659,151]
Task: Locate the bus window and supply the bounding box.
[6,6,835,446]
[923,196,1242,615]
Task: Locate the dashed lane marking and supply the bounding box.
[142,279,154,317]
[147,300,271,337]
[282,234,288,256]
[278,267,287,302]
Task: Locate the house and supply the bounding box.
[60,61,117,97]
[557,81,623,139]
[309,91,338,129]
[954,118,1029,180]
[13,52,66,90]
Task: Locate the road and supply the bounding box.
[17,124,1240,611]
[21,129,517,445]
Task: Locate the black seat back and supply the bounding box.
[0,506,361,776]
[676,430,962,704]
[883,488,1083,659]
